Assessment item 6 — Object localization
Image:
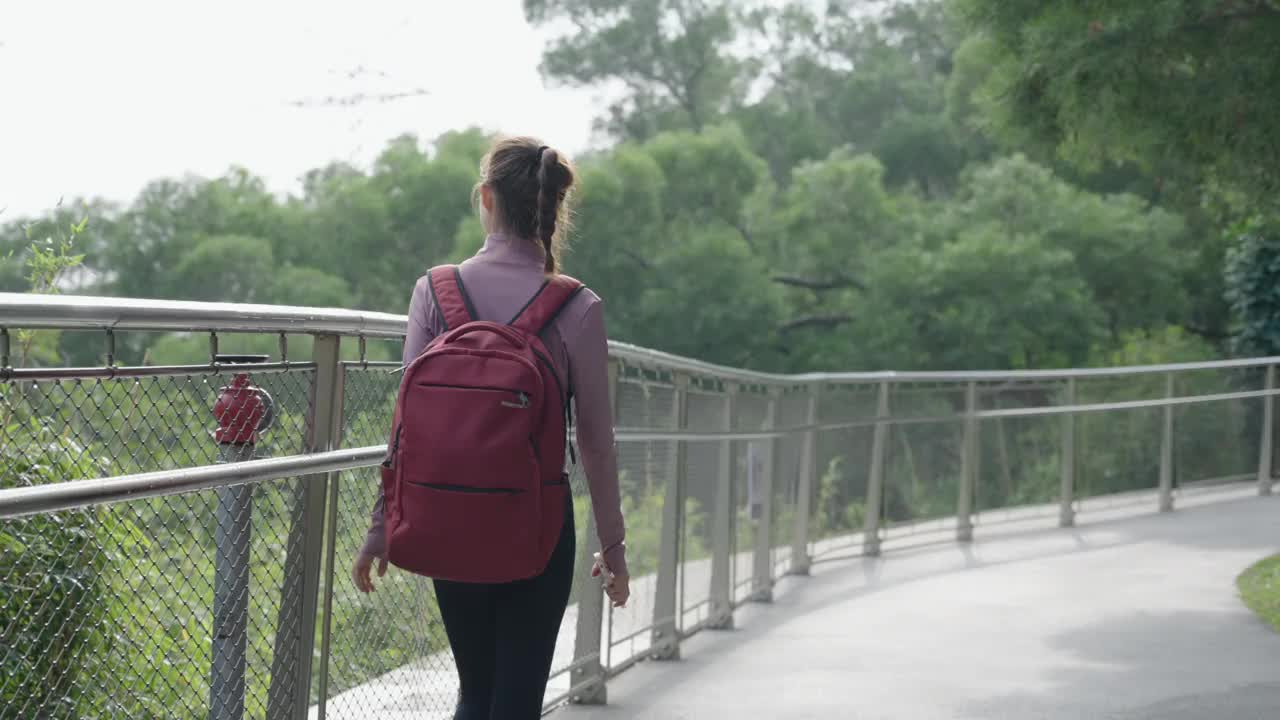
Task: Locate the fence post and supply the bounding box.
[210,443,254,720]
[1259,365,1275,497]
[1159,372,1175,513]
[1059,378,1076,528]
[790,385,819,576]
[266,335,341,720]
[651,374,688,659]
[751,389,778,602]
[957,381,978,542]
[708,385,736,629]
[570,359,620,703]
[211,356,275,720]
[863,381,889,556]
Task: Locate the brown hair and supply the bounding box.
[476,136,576,274]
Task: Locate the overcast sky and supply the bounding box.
[0,0,605,219]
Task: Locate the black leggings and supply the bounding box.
[433,504,576,720]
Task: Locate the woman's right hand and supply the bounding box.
[352,551,388,593]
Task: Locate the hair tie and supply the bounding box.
[538,145,549,155]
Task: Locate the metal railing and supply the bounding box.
[0,291,1276,719]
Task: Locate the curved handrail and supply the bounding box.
[2,292,1277,382]
[0,292,407,338]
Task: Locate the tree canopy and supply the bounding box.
[5,0,1275,372]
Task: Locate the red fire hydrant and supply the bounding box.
[212,356,275,446]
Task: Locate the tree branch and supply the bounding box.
[780,314,853,332]
[620,248,655,270]
[1182,320,1230,344]
[728,219,757,253]
[771,273,866,292]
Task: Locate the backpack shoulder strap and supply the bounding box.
[509,274,585,336]
[428,265,477,331]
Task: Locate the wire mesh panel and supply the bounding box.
[973,381,1066,526]
[878,384,965,538]
[1074,375,1165,503]
[0,476,310,720]
[1172,366,1261,491]
[729,389,769,604]
[678,390,723,633]
[315,365,459,718]
[809,383,877,559]
[318,467,453,718]
[770,390,809,577]
[547,458,595,703]
[0,368,314,479]
[606,375,675,669]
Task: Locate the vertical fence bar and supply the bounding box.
[863,381,889,556]
[790,385,819,576]
[210,444,254,720]
[1259,365,1275,497]
[265,335,341,720]
[957,381,977,542]
[309,353,346,720]
[570,359,619,703]
[651,374,688,659]
[1159,372,1175,513]
[708,386,736,629]
[1059,378,1076,528]
[751,390,778,602]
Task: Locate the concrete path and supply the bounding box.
[557,495,1280,720]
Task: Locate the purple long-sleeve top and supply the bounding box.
[360,232,628,576]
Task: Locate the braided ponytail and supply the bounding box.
[536,147,571,274]
[478,137,576,273]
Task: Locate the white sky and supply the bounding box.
[0,0,604,219]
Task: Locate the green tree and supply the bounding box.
[956,0,1280,207]
[858,229,1104,370]
[953,155,1189,343]
[1225,218,1280,357]
[525,0,753,138]
[172,235,275,303]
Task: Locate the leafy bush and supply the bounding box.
[0,421,119,719]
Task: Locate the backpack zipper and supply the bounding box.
[382,424,402,468]
[405,481,524,495]
[417,382,530,409]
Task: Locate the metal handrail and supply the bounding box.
[5,382,1274,519]
[0,292,406,338]
[3,293,1279,383]
[0,447,385,520]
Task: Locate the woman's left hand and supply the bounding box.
[592,553,629,608]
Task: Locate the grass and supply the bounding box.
[1238,555,1280,633]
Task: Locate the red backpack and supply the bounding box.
[381,265,583,583]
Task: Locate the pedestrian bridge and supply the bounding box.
[0,293,1276,719]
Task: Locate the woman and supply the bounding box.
[352,136,630,719]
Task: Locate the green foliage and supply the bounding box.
[1225,218,1280,357]
[955,0,1280,208]
[524,0,752,137]
[173,235,275,303]
[0,421,119,719]
[813,456,866,538]
[1238,554,1280,634]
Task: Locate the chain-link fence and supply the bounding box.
[2,297,1277,720]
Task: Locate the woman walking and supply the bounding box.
[352,136,630,719]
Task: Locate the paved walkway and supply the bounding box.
[558,495,1280,720]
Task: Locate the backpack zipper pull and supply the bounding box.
[502,392,530,409]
